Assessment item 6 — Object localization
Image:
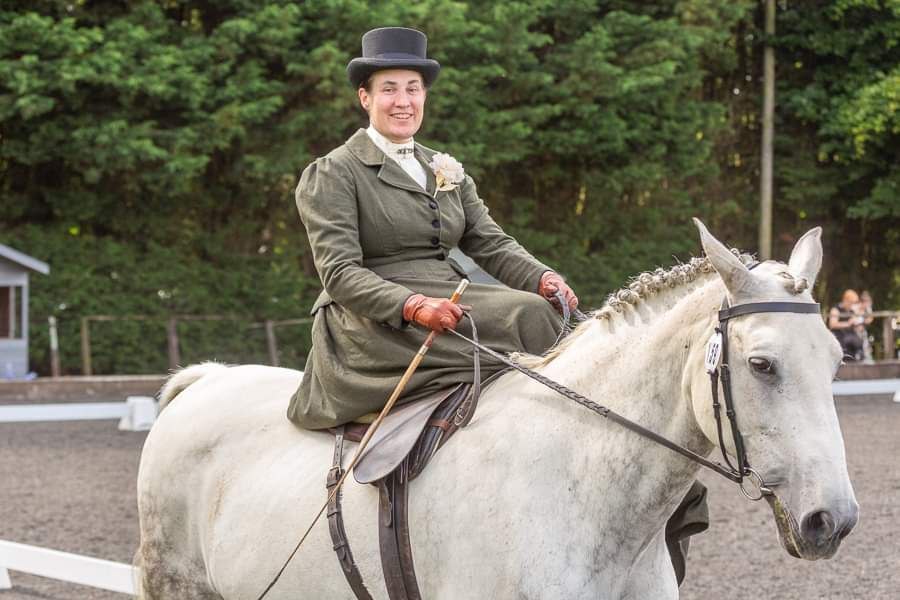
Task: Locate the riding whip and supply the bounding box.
[255,278,470,599]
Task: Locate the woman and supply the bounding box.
[287,27,578,430]
[828,289,864,361]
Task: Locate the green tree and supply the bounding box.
[0,1,896,373]
[775,0,899,308]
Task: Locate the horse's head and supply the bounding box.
[690,219,858,560]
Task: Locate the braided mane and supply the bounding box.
[516,250,757,369]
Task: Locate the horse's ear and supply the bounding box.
[787,227,823,289]
[693,218,756,297]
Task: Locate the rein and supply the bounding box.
[447,293,821,501]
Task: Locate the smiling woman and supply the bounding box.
[286,27,579,430]
[358,71,425,143]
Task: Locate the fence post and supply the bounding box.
[167,317,180,370]
[48,316,61,377]
[80,317,92,376]
[264,320,279,366]
[883,316,896,360]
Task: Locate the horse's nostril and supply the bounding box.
[802,510,836,543]
[837,506,859,540]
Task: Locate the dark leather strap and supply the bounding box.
[453,314,480,427]
[427,418,453,432]
[393,464,420,599]
[719,301,820,321]
[408,383,470,479]
[378,462,421,600]
[327,426,373,600]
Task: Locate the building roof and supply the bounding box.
[0,244,50,275]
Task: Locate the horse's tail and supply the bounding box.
[158,361,228,410]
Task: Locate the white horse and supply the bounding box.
[136,221,858,599]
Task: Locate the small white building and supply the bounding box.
[0,244,49,378]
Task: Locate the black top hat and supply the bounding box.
[347,27,441,88]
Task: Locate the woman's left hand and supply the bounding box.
[538,271,579,313]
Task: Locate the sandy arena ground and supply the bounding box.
[0,395,897,599]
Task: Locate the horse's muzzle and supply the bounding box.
[797,503,859,558]
[768,495,859,560]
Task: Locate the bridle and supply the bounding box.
[708,297,821,499]
[446,287,821,502]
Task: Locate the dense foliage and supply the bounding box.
[1,0,897,374]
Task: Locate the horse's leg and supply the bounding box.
[136,495,224,600]
[620,528,679,600]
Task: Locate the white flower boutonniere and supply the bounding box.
[428,152,465,193]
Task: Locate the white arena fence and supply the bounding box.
[0,540,138,594]
[832,378,900,401]
[0,395,155,594]
[0,395,158,430]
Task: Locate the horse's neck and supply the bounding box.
[541,274,723,437]
[483,276,723,581]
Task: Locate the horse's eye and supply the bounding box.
[749,357,774,374]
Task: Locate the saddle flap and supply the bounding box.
[353,385,461,485]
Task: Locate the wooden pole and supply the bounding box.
[80,317,92,376]
[167,317,180,370]
[264,320,279,366]
[48,316,61,377]
[759,0,776,260]
[883,315,896,360]
[8,287,15,338]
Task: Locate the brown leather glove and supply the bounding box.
[402,294,470,332]
[538,271,579,313]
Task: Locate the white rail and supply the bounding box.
[0,396,158,430]
[0,402,127,422]
[832,378,900,397]
[0,540,138,594]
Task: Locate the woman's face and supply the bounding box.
[358,69,426,143]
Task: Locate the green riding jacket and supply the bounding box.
[287,129,561,429]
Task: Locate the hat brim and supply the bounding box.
[347,58,441,88]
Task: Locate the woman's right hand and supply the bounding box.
[538,271,579,313]
[403,294,470,332]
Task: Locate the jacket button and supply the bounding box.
[431,219,440,228]
[429,201,438,210]
[436,253,445,261]
[430,236,440,246]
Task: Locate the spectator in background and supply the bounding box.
[858,290,875,363]
[829,289,864,361]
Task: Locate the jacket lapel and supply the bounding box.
[378,158,430,196]
[415,145,437,197]
[345,128,434,197]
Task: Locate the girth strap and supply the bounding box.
[378,460,421,600]
[326,426,373,600]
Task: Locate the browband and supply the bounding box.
[719,302,821,321]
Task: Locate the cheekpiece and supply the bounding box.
[347,27,441,88]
